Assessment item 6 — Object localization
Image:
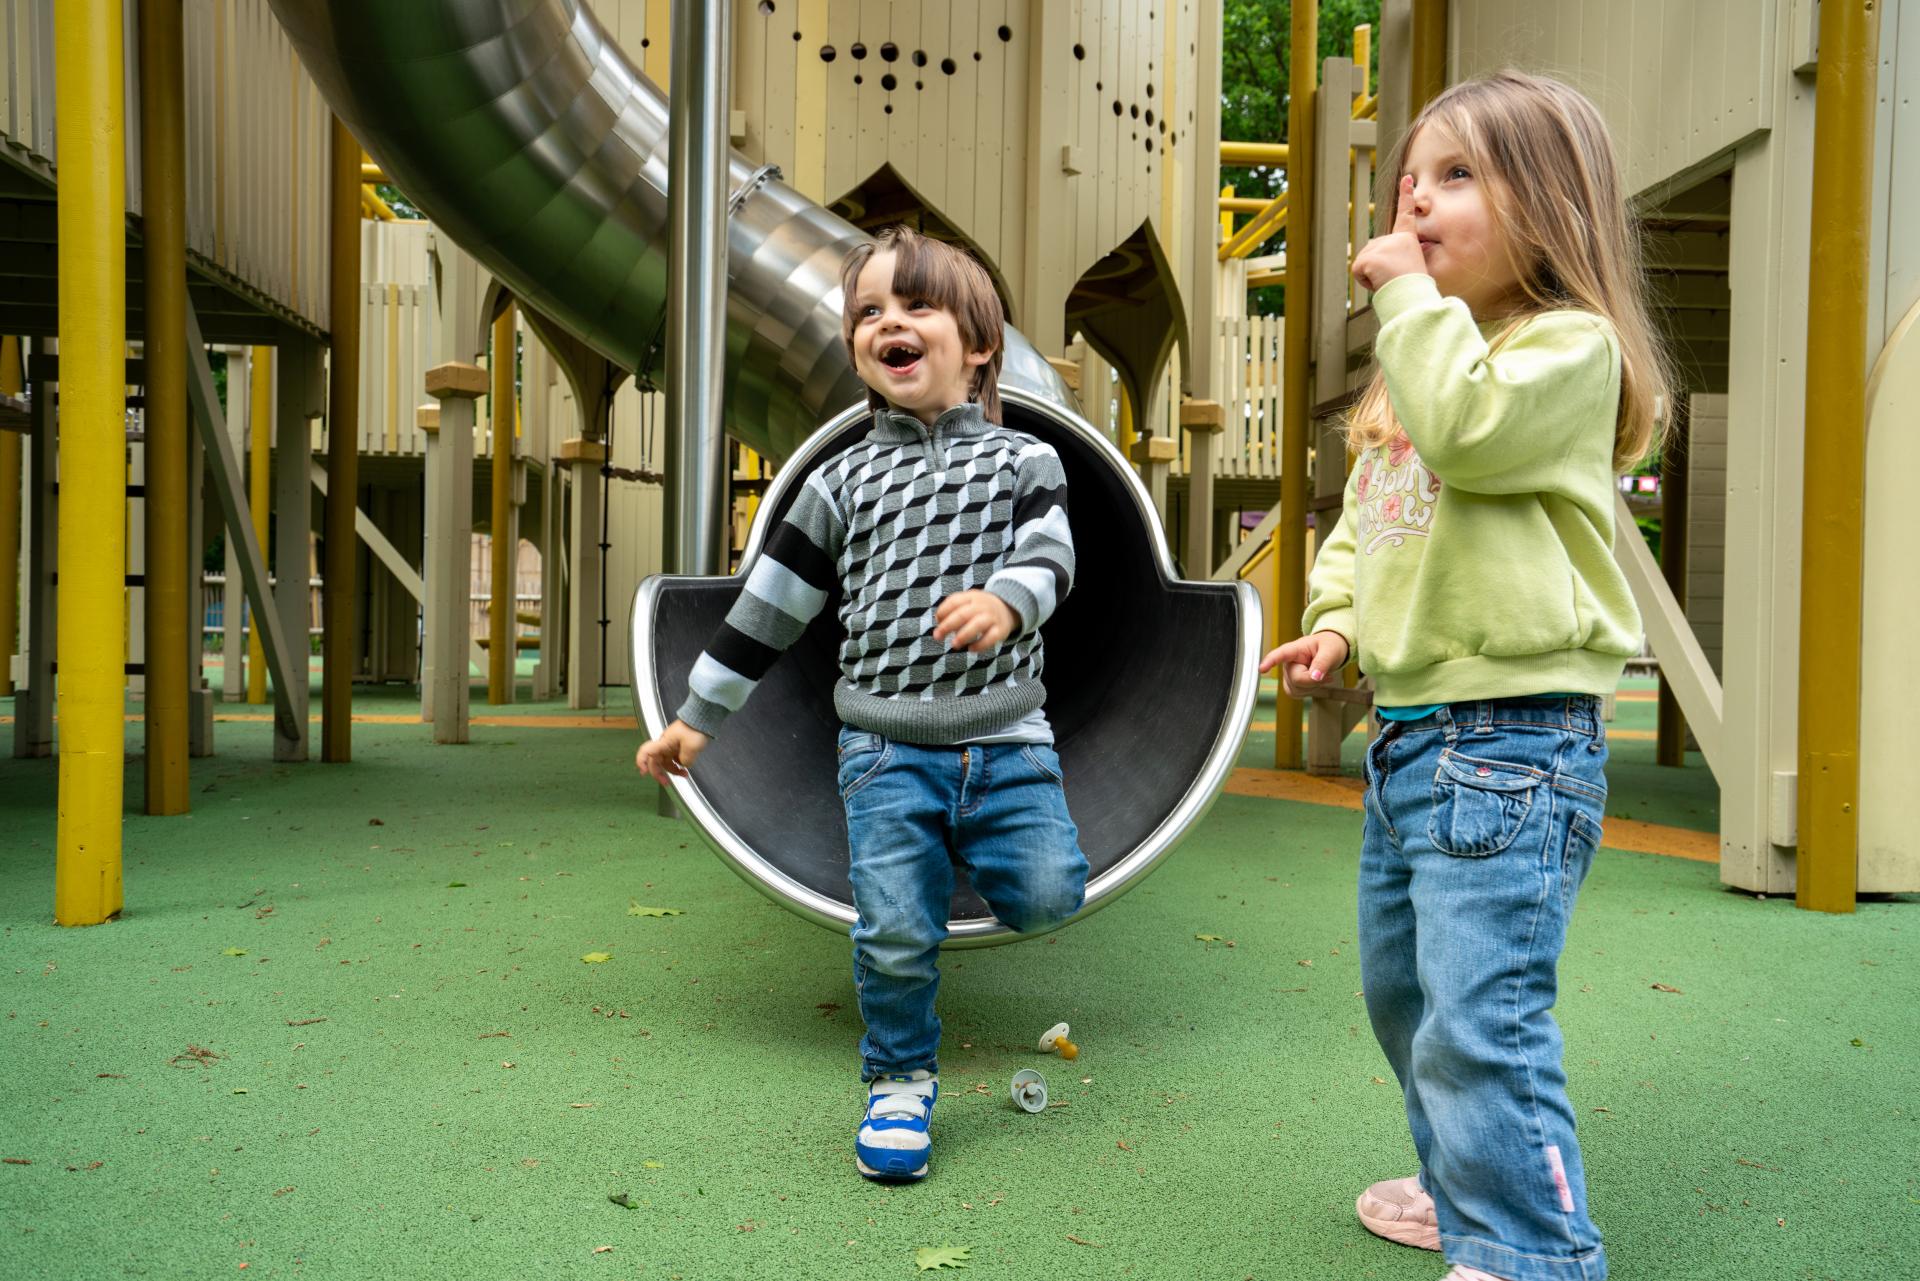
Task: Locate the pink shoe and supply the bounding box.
[1355,1175,1442,1251]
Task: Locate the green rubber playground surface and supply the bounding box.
[1,676,1913,1280]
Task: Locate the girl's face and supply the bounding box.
[849,250,993,425]
[1400,125,1525,318]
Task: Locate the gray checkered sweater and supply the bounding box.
[676,402,1074,744]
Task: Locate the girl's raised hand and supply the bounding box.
[1350,175,1426,293]
[1258,631,1352,699]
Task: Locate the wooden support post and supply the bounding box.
[1657,398,1692,767]
[488,305,516,705]
[14,372,55,760]
[418,403,442,722]
[1181,399,1226,578]
[247,346,272,703]
[0,335,20,699]
[426,362,486,743]
[1128,436,1177,526]
[1276,0,1318,770]
[272,338,320,763]
[322,116,363,764]
[220,353,248,701]
[139,0,191,812]
[560,435,607,711]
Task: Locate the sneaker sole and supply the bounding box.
[1355,1192,1442,1251]
[857,1155,928,1182]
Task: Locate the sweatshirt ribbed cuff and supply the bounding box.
[675,693,731,738]
[1302,607,1356,654]
[1368,272,1442,327]
[986,583,1041,638]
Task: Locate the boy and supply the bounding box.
[635,225,1087,1182]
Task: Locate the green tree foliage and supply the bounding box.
[1221,1,1380,313]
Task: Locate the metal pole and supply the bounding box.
[53,0,128,924]
[1275,0,1317,770]
[1795,0,1881,915]
[489,304,516,703]
[662,0,732,578]
[139,0,190,815]
[323,115,362,762]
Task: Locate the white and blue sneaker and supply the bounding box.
[855,1071,938,1181]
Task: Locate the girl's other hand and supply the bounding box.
[635,720,711,786]
[1258,631,1352,698]
[1350,175,1426,292]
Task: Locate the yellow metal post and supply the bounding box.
[1796,0,1881,915]
[1116,388,1137,463]
[1,336,21,699]
[54,0,128,924]
[1275,0,1317,770]
[1410,0,1448,115]
[247,346,271,703]
[139,0,189,815]
[488,304,515,705]
[1220,185,1235,245]
[1353,24,1371,108]
[323,116,361,762]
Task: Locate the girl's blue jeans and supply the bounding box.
[1359,695,1610,1281]
[837,727,1088,1082]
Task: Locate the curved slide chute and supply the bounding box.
[268,0,1260,944]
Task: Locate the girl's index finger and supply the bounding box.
[1394,174,1417,235]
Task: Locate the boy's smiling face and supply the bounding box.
[850,249,994,425]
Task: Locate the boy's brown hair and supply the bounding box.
[840,225,1006,424]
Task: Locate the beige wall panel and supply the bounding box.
[823,1,861,206]
[914,3,952,222]
[1453,0,1776,199]
[969,1,1009,275]
[1072,2,1098,296]
[889,4,925,206]
[793,0,829,201]
[997,1,1030,315]
[855,0,890,201]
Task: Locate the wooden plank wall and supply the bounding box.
[1450,0,1776,199]
[727,0,1200,352]
[0,0,333,330]
[1685,393,1727,678]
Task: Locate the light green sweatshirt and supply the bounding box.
[1302,273,1642,706]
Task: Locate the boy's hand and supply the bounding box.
[1258,631,1351,698]
[932,591,1019,653]
[634,719,711,786]
[1350,175,1426,293]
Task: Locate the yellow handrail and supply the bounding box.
[1220,141,1288,168]
[1220,192,1288,261]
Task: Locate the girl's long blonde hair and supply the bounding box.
[1347,70,1671,472]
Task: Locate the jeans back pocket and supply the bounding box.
[1427,749,1540,857]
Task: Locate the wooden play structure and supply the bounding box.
[1,0,1913,924]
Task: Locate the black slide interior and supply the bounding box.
[647,403,1243,923]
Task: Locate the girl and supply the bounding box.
[1264,71,1669,1281]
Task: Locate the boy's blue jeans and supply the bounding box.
[837,726,1088,1081]
[1359,695,1610,1281]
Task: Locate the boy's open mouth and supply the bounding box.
[878,342,923,373]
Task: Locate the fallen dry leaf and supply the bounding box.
[1066,1234,1103,1248]
[1651,983,1683,994]
[1115,1140,1132,1152]
[591,1245,613,1254]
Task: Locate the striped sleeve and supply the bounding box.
[675,470,845,736]
[985,439,1074,637]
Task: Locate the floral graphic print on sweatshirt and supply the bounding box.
[1354,431,1441,555]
